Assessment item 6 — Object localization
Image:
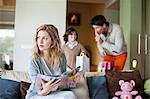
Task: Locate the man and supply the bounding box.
[91,15,127,71]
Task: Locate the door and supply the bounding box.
[139,0,150,79]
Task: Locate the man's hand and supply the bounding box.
[95,32,103,44]
[99,34,106,41]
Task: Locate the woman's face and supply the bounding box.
[37,30,52,52]
[68,32,77,42]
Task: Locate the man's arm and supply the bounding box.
[97,43,106,57]
[95,32,106,56]
[101,26,124,54]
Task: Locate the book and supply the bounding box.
[33,66,81,92]
[62,66,80,88]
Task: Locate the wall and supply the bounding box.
[120,0,131,70]
[120,0,143,73]
[67,2,105,70]
[14,0,67,71]
[130,0,142,71]
[105,9,119,24]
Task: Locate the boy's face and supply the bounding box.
[68,32,77,42]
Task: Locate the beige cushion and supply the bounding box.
[1,70,31,83]
[72,72,90,99]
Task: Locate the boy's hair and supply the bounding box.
[63,27,78,43]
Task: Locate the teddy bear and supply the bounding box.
[112,80,142,99]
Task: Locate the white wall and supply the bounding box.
[120,0,131,70]
[120,0,143,72]
[105,9,119,24]
[14,0,67,71]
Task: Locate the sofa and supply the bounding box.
[0,69,149,99]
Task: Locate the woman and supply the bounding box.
[25,24,77,99]
[63,28,88,70]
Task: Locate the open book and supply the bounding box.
[33,66,81,92]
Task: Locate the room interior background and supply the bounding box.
[0,0,149,79]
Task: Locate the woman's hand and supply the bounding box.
[38,78,61,96]
[58,79,65,88]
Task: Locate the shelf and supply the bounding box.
[0,21,14,25]
[0,6,15,11]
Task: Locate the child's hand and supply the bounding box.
[80,51,86,56]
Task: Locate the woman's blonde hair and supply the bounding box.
[33,24,62,69]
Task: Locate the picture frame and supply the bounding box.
[68,13,80,26]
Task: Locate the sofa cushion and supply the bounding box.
[0,78,20,99]
[144,79,150,96]
[87,75,109,99]
[71,72,90,99]
[106,70,144,98]
[1,70,31,83]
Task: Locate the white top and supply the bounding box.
[97,23,127,56]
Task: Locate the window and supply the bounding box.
[0,29,14,69]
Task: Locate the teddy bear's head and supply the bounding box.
[119,80,135,92]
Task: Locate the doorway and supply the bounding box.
[67,0,119,71]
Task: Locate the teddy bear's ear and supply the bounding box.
[119,80,124,86]
[130,80,135,87]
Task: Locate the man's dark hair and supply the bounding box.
[91,15,109,26]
